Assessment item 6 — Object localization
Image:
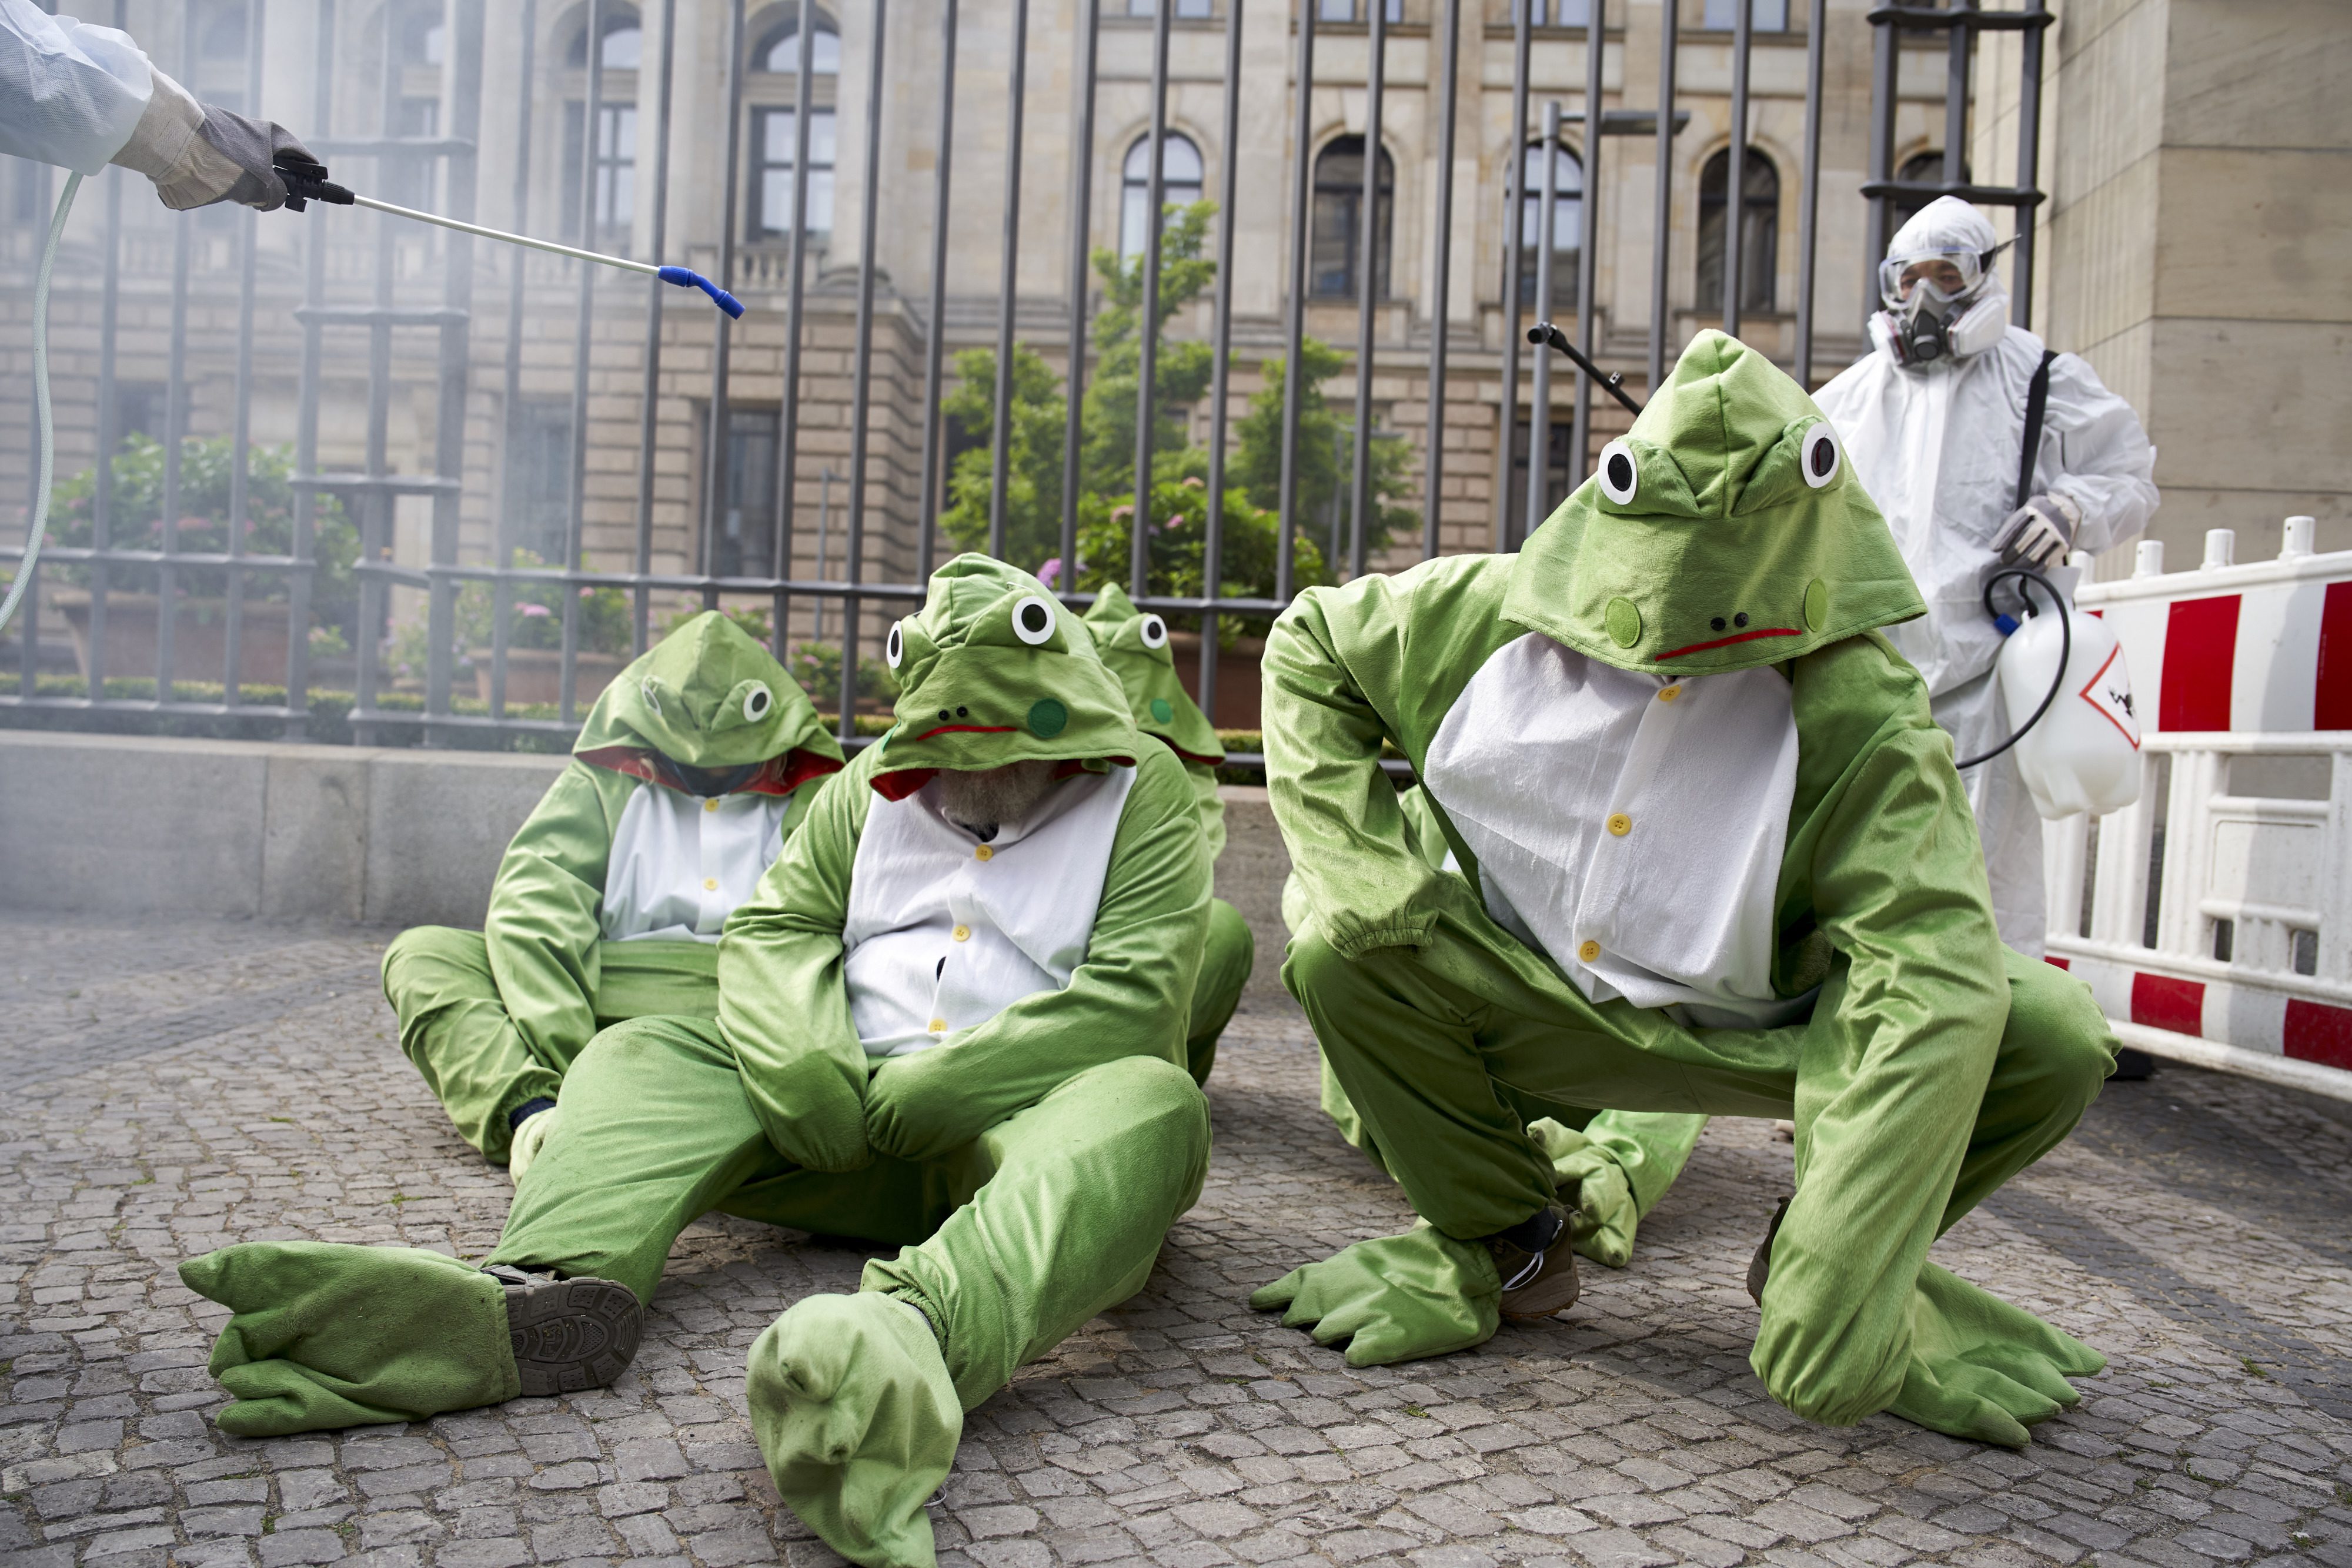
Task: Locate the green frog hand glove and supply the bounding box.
[861,1046,998,1164]
[1249,1224,1501,1368]
[1887,1262,2106,1449]
[179,1242,517,1436]
[1528,1120,1641,1269]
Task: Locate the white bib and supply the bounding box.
[1422,633,1810,1027]
[843,766,1135,1058]
[603,784,790,942]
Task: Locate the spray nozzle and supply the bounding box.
[657,266,746,319]
[275,153,353,212]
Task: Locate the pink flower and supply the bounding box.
[519,602,552,617]
[579,586,596,598]
[1182,476,1205,490]
[1164,514,1186,532]
[1110,504,1134,523]
[1037,558,1061,587]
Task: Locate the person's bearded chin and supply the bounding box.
[934,759,1062,840]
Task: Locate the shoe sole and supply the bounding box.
[503,1275,644,1396]
[1498,1254,1581,1321]
[1746,1196,1790,1308]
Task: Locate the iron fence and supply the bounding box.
[2,0,2044,762]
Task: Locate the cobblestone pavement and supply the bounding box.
[4,911,2350,1568]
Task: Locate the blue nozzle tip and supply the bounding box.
[1993,613,2021,637]
[657,265,744,318]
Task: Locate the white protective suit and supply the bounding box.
[1815,199,2159,955]
[0,0,277,207]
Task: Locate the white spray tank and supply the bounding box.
[1994,561,2143,820]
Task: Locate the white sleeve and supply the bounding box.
[2036,351,2161,557]
[0,0,156,175]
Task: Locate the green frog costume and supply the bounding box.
[1082,583,1255,1082]
[1254,332,2116,1448]
[180,557,1214,1568]
[379,611,844,1168]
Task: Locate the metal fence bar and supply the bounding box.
[18,154,54,703]
[155,17,197,704]
[85,78,126,707]
[1346,0,1388,581]
[1057,0,1099,595]
[1274,0,1315,601]
[1492,1,1530,551]
[430,0,484,741]
[1130,0,1175,599]
[223,0,267,708]
[637,0,676,657]
[776,0,818,646]
[352,1,399,745]
[700,0,747,613]
[1792,0,1826,385]
[1420,0,1458,564]
[987,0,1030,559]
[1943,1,1970,195]
[1525,100,1559,536]
[2012,9,2044,327]
[560,0,610,727]
[1566,0,1605,491]
[838,0,888,737]
[490,0,536,717]
[1722,0,1751,337]
[1862,1,1895,325]
[282,0,335,737]
[916,0,959,583]
[1648,0,1677,392]
[1199,0,1245,721]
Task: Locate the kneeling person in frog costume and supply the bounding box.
[179,556,1213,1568]
[1083,583,1255,1083]
[380,610,844,1175]
[1255,331,2117,1448]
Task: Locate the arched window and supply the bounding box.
[754,3,841,75]
[566,5,643,69]
[1887,149,1969,239]
[1310,136,1394,300]
[1120,133,1205,260]
[1697,146,1778,315]
[1516,140,1582,309]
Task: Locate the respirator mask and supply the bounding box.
[1869,243,2009,369]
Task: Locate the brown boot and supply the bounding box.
[1745,1196,1790,1308]
[1486,1205,1581,1321]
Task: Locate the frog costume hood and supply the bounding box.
[1505,329,1925,677]
[1082,584,1225,767]
[573,611,843,795]
[871,554,1140,801]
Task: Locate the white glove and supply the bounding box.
[1992,490,2082,570]
[108,62,313,211]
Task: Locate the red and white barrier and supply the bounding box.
[2042,518,2352,1101]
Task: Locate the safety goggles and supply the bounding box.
[1877,247,1993,309]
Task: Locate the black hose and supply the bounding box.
[1956,567,2070,770]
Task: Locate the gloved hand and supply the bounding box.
[1991,490,2082,569]
[108,62,316,212]
[1250,1225,1500,1367]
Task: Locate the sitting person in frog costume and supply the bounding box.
[1083,583,1255,1083]
[1254,331,2116,1449]
[178,557,1214,1567]
[380,610,843,1176]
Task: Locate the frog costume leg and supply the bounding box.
[1277,934,2112,1444]
[1184,898,1256,1085]
[382,928,719,1162]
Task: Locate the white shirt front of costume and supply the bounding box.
[603,784,791,942]
[1422,632,1809,1027]
[841,766,1135,1058]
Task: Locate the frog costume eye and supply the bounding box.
[1011,594,1059,647]
[1597,439,1639,506]
[886,620,906,669]
[1139,613,1168,650]
[1801,422,1842,489]
[742,684,773,723]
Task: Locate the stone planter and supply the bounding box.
[470,647,627,708]
[1167,631,1265,737]
[48,590,295,688]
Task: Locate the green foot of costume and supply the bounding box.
[1250,1225,1500,1367]
[179,1241,643,1436]
[748,1292,961,1568]
[1887,1263,2105,1448]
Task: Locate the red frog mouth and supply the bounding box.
[1653,626,1801,661]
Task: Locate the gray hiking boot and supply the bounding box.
[485,1265,643,1395]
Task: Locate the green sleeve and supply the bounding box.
[1749,634,2010,1425]
[863,745,1212,1162]
[1185,760,1227,864]
[483,762,628,1065]
[717,759,877,1174]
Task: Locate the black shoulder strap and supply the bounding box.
[2016,348,2058,510]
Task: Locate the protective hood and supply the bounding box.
[573,611,843,795]
[1887,195,1997,272]
[870,554,1140,801]
[1503,330,1925,676]
[1081,584,1225,766]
